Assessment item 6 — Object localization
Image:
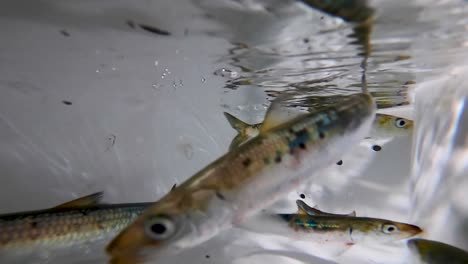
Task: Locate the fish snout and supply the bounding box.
[398,223,423,239]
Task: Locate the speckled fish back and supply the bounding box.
[0,204,148,251]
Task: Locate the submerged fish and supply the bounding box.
[243,200,422,250]
[106,93,376,263]
[0,192,148,255]
[407,238,468,264]
[370,113,413,139]
[281,200,422,245]
[225,112,413,150]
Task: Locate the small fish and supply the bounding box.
[106,93,376,263]
[407,238,468,264]
[0,192,149,255]
[280,200,422,245]
[369,113,413,139]
[240,200,422,257]
[225,112,413,150]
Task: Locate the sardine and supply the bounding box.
[407,238,468,264]
[280,200,422,245]
[242,200,421,249]
[0,192,148,254]
[370,113,413,139]
[106,93,376,263]
[225,112,412,150]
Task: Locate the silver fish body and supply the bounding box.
[242,200,421,247]
[0,201,149,254]
[225,111,412,151]
[106,93,376,263]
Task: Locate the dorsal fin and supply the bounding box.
[224,112,249,133]
[224,112,262,150]
[296,200,356,217]
[52,192,104,209]
[260,100,308,134]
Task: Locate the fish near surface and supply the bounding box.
[106,93,376,263]
[369,113,413,139]
[225,112,412,150]
[407,238,468,264]
[0,192,149,257]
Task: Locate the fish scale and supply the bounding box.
[194,96,367,193]
[0,204,148,251]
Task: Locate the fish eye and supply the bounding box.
[382,224,399,234]
[144,216,176,240]
[395,118,406,128]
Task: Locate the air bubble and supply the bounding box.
[152,83,162,90]
[213,68,239,79]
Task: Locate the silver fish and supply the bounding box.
[106,93,376,263]
[225,112,412,151]
[0,192,149,256]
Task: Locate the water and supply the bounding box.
[0,0,467,263]
[410,67,468,250]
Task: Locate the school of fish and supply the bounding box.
[105,93,378,263]
[0,89,423,264]
[2,1,458,264]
